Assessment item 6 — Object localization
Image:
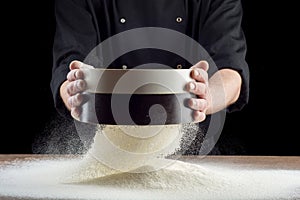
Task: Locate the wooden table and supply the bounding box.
[0,154,299,200]
[1,154,299,169]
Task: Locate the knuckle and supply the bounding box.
[74,94,83,105]
[200,99,208,111]
[72,70,77,80]
[68,97,73,107]
[197,100,203,110]
[66,71,72,80]
[67,82,74,95]
[188,98,194,108]
[73,69,79,79]
[74,69,79,79]
[74,80,81,90]
[71,107,81,119]
[194,99,206,111]
[76,70,84,79]
[66,83,73,95]
[76,80,86,91]
[195,83,205,95]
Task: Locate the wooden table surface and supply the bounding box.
[0,154,299,200]
[0,154,299,169]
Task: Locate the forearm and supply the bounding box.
[206,68,242,114]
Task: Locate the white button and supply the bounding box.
[122,65,128,69]
[176,17,183,23]
[177,64,183,69]
[120,18,126,24]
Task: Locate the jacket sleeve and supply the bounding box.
[51,0,97,118]
[200,0,250,112]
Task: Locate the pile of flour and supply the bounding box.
[0,124,299,199]
[0,154,299,200]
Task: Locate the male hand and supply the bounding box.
[60,60,90,119]
[186,60,210,122]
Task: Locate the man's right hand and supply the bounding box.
[60,60,88,120]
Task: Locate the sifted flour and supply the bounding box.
[0,155,300,200]
[0,125,299,200]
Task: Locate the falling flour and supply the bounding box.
[0,125,299,200]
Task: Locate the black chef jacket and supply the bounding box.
[51,0,249,118]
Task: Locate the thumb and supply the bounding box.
[69,60,94,70]
[191,60,209,72]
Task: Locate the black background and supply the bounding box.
[1,1,299,155]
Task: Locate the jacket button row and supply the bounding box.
[119,17,183,24]
[120,65,183,69]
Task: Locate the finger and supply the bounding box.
[193,111,206,123]
[187,98,208,111]
[67,69,84,81]
[71,107,81,120]
[70,60,94,70]
[186,81,207,97]
[66,80,86,95]
[68,93,84,108]
[69,60,83,70]
[191,68,208,83]
[68,93,89,107]
[191,60,209,72]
